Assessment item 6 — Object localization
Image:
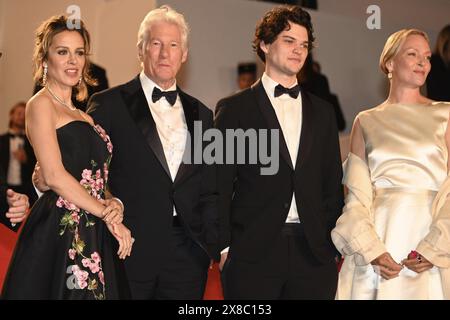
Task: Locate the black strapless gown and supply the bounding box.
[1,121,129,299]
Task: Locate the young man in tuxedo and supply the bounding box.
[215,5,344,299]
[87,6,218,299]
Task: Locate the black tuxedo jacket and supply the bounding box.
[0,165,18,231]
[215,80,344,264]
[0,165,9,228]
[87,76,218,281]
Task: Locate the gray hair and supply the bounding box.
[137,5,189,57]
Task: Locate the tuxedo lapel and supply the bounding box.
[252,80,294,170]
[294,91,313,171]
[174,88,198,186]
[121,76,171,179]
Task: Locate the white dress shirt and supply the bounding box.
[7,131,24,186]
[140,71,187,216]
[261,73,303,223]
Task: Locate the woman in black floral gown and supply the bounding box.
[1,15,132,300]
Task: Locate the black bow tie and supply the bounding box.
[274,84,300,99]
[152,87,178,106]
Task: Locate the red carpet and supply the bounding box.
[203,263,224,300]
[0,224,19,292]
[0,224,224,299]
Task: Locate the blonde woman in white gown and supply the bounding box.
[332,29,450,300]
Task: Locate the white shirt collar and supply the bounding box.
[261,73,278,98]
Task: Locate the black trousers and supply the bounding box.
[222,223,338,300]
[128,218,210,300]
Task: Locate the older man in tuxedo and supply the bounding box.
[87,6,218,299]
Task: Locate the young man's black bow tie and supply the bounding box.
[152,87,178,106]
[274,84,300,99]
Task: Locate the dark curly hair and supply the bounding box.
[253,5,315,63]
